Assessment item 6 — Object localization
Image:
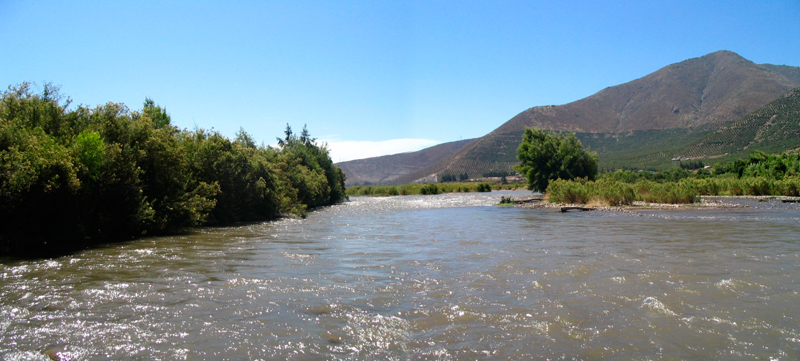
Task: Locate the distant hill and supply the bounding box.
[337,138,476,185]
[340,51,800,185]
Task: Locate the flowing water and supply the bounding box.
[1,191,799,360]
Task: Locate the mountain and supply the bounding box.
[340,51,800,185]
[499,51,798,133]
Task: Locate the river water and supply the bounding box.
[1,191,799,360]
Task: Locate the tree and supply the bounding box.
[0,82,351,256]
[514,127,598,192]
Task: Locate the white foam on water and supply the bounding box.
[342,312,411,355]
[641,296,678,317]
[716,278,736,289]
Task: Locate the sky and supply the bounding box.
[1,1,799,162]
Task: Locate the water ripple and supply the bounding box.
[1,191,800,359]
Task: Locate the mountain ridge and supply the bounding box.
[495,51,797,134]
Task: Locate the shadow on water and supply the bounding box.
[0,209,315,261]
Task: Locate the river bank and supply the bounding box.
[516,195,800,212]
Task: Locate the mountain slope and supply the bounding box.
[497,51,798,133]
[675,86,800,161]
[341,51,800,185]
[427,51,800,178]
[762,64,800,85]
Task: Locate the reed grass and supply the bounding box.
[546,176,800,205]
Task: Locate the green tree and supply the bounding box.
[514,127,598,192]
[0,82,348,256]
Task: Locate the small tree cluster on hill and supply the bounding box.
[679,160,705,170]
[439,172,469,182]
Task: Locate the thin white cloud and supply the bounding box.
[321,138,441,163]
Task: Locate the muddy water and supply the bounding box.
[1,191,799,360]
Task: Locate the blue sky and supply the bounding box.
[2,1,799,162]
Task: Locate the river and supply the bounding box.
[1,191,799,360]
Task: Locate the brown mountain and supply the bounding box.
[499,50,798,133]
[340,51,800,185]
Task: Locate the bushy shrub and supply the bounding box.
[420,183,440,195]
[498,196,515,205]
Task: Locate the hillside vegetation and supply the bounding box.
[674,87,800,162]
[0,83,346,256]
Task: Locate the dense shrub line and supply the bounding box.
[546,175,800,205]
[544,150,800,205]
[0,83,346,255]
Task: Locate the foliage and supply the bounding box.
[599,167,694,183]
[679,160,705,170]
[514,127,598,192]
[419,183,440,195]
[546,178,697,205]
[497,196,516,205]
[440,172,470,182]
[633,180,699,204]
[475,182,492,192]
[546,173,800,205]
[716,151,800,179]
[591,178,637,206]
[546,179,591,204]
[0,83,346,256]
[482,170,510,178]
